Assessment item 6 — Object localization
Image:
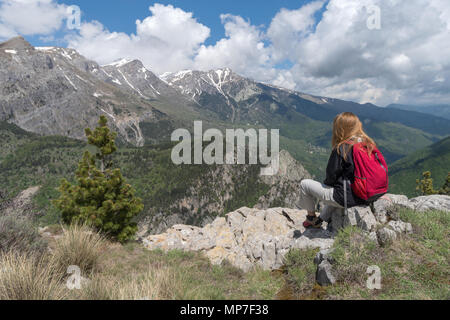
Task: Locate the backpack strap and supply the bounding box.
[343,178,348,216]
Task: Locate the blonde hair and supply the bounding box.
[331,112,376,160]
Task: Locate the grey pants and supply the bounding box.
[298,179,344,222]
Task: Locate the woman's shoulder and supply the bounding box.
[337,143,353,155]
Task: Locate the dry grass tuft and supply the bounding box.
[76,266,181,300]
[0,251,66,300]
[51,223,107,277]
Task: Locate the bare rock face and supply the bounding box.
[316,260,336,286]
[0,37,168,146]
[143,207,334,271]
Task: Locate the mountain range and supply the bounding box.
[1,36,449,215]
[387,104,450,121]
[1,36,450,178]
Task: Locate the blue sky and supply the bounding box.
[27,0,327,48]
[33,0,325,46]
[1,0,449,106]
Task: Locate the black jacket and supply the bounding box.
[324,144,367,208]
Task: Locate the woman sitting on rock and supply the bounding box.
[299,112,388,229]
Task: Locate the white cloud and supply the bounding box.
[0,0,67,40]
[67,4,210,74]
[280,0,450,105]
[267,0,325,63]
[193,14,274,81]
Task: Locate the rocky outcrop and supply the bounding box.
[409,195,450,212]
[0,186,40,216]
[143,194,448,272]
[143,207,334,271]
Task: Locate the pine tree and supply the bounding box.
[416,171,437,196]
[439,173,450,195]
[53,116,143,243]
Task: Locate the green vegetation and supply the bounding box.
[53,117,144,242]
[0,121,273,230]
[390,137,450,197]
[416,171,450,196]
[282,208,450,300]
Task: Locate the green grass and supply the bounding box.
[83,243,284,300]
[282,208,450,300]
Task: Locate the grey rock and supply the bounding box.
[316,260,336,286]
[0,37,166,146]
[410,195,450,212]
[143,207,334,271]
[352,206,378,232]
[387,194,411,206]
[368,231,378,243]
[372,194,415,224]
[330,206,378,233]
[388,221,413,234]
[376,227,397,246]
[372,197,391,223]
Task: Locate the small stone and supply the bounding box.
[388,220,413,234]
[316,260,336,286]
[368,231,378,243]
[376,227,397,247]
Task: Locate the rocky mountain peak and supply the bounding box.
[0,36,33,50]
[102,58,137,69]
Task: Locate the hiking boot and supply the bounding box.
[303,215,323,229]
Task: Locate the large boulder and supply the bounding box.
[409,195,450,212]
[143,207,334,271]
[329,206,378,233]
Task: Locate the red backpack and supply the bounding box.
[346,141,389,202]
